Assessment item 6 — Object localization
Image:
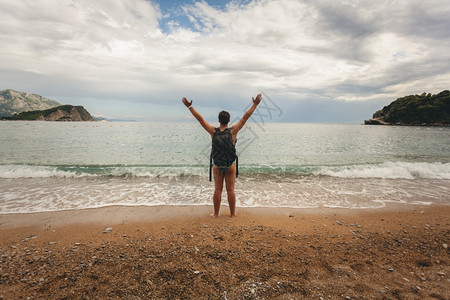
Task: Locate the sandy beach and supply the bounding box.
[0,205,449,299]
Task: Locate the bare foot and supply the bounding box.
[230,214,236,218]
[210,212,219,219]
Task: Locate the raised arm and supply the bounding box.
[182,97,215,136]
[231,94,262,134]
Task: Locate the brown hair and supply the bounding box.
[218,110,230,125]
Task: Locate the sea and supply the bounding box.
[0,122,449,214]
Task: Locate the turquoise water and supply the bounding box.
[0,122,449,213]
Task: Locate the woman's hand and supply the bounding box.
[252,94,262,106]
[182,97,192,108]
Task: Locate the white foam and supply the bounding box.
[0,164,207,179]
[1,162,449,214]
[316,162,450,179]
[0,165,92,179]
[108,166,206,178]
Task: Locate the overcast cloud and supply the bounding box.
[0,0,449,122]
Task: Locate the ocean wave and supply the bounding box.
[0,164,207,179]
[316,162,450,179]
[0,165,91,179]
[0,162,449,180]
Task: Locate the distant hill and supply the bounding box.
[1,105,95,121]
[0,89,61,117]
[365,90,450,126]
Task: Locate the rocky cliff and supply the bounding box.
[0,89,61,117]
[1,105,95,121]
[365,90,450,126]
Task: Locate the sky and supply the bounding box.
[0,0,449,123]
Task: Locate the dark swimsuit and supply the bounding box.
[212,158,236,172]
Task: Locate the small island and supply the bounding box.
[365,90,450,126]
[1,105,95,121]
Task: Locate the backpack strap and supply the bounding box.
[209,128,220,182]
[233,135,238,179]
[234,134,238,179]
[209,151,213,182]
[235,154,238,179]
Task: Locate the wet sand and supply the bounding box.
[0,205,449,299]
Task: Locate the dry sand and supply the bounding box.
[0,205,449,299]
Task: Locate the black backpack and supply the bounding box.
[209,128,238,181]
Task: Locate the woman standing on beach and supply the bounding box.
[182,94,262,218]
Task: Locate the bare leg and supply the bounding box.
[225,163,236,217]
[212,166,224,218]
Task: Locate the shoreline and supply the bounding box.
[0,203,443,228]
[1,204,448,299]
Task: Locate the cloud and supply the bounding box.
[172,0,450,99]
[0,0,449,121]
